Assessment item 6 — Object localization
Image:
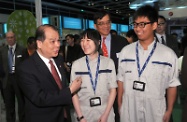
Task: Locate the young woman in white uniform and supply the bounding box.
[71,29,117,122]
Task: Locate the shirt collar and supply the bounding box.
[8,43,16,51]
[101,34,111,42]
[156,33,165,38]
[138,38,156,50]
[37,51,55,65]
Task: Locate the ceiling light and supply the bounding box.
[164,8,172,10]
[177,6,187,9]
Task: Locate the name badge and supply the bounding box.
[133,81,145,91]
[90,97,101,107]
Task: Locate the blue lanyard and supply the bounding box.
[86,55,100,94]
[136,41,157,77]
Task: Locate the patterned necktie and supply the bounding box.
[161,36,165,45]
[102,37,108,57]
[49,60,62,89]
[8,47,13,73]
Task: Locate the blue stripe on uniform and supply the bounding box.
[152,61,172,67]
[75,72,89,75]
[99,69,112,73]
[121,59,135,62]
[75,69,112,75]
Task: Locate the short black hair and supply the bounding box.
[133,5,158,23]
[65,34,74,39]
[35,24,58,42]
[158,15,166,22]
[126,29,138,42]
[80,29,101,52]
[110,30,117,35]
[27,36,36,45]
[93,11,111,24]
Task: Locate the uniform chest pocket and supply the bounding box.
[98,69,112,91]
[150,61,172,81]
[121,59,136,80]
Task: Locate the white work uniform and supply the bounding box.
[71,55,117,122]
[117,40,181,122]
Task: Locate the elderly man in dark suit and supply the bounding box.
[93,11,129,122]
[155,15,179,57]
[17,24,82,122]
[181,47,187,122]
[0,31,25,122]
[155,15,180,122]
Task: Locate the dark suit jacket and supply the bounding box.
[0,44,24,88]
[17,52,72,122]
[155,34,179,57]
[110,35,129,72]
[59,44,82,63]
[181,47,187,122]
[21,48,30,60]
[0,56,5,78]
[181,47,187,90]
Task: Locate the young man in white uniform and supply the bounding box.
[117,5,181,122]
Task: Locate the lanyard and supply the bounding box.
[86,55,100,94]
[136,41,157,77]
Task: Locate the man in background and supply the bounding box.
[0,31,25,122]
[155,15,179,57]
[59,34,82,83]
[155,15,180,122]
[93,11,129,122]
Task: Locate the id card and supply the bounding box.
[90,97,101,107]
[133,81,145,91]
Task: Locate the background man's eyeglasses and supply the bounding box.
[97,21,111,26]
[132,22,153,28]
[158,23,165,26]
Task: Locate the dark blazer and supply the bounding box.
[17,52,72,122]
[0,56,5,78]
[21,48,30,60]
[0,44,24,88]
[110,35,129,72]
[155,34,179,57]
[181,47,187,122]
[59,44,82,63]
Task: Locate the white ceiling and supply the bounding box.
[130,0,187,10]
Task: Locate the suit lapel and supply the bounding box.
[33,52,60,89]
[14,44,22,66]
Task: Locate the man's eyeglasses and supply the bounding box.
[97,20,111,26]
[158,22,165,26]
[132,22,153,28]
